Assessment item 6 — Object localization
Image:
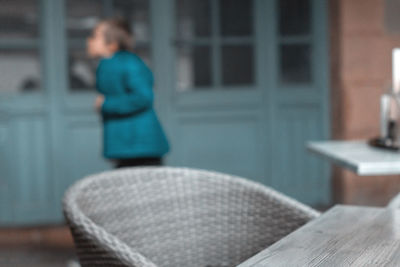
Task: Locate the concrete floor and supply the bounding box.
[0,245,77,267]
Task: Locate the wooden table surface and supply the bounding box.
[307,140,400,175]
[239,205,400,267]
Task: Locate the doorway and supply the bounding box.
[0,0,330,225]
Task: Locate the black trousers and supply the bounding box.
[115,157,162,168]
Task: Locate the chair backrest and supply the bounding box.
[64,167,319,267]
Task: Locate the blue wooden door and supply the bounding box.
[155,0,331,206]
[0,0,153,225]
[267,0,331,205]
[0,0,58,225]
[0,0,330,226]
[53,0,155,223]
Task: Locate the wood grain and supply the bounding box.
[239,205,400,266]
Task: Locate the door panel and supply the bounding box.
[0,116,54,225]
[14,118,49,205]
[0,119,16,225]
[173,113,263,181]
[63,116,111,189]
[0,0,53,225]
[270,0,331,205]
[163,0,330,207]
[272,106,329,205]
[1,0,330,225]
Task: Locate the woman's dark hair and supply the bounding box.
[101,17,133,51]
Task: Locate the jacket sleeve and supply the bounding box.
[101,62,154,116]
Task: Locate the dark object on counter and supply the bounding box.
[387,120,397,141]
[368,137,400,151]
[370,119,400,151]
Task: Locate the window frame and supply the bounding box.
[65,0,153,93]
[0,0,44,97]
[174,0,257,92]
[276,0,315,88]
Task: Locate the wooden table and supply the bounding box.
[239,205,400,266]
[307,140,400,175]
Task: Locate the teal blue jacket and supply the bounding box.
[96,51,170,159]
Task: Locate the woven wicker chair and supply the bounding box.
[63,167,320,267]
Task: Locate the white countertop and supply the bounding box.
[307,140,400,175]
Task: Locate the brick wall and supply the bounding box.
[330,0,400,205]
[0,226,73,247]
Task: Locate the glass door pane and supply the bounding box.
[0,0,39,38]
[0,0,41,93]
[113,0,151,43]
[113,0,152,67]
[280,44,311,84]
[219,0,253,37]
[0,50,41,93]
[176,45,213,90]
[278,0,312,85]
[175,0,255,91]
[66,0,152,92]
[221,45,254,86]
[279,0,311,36]
[66,0,103,91]
[176,0,212,39]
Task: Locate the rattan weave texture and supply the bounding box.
[63,167,320,267]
